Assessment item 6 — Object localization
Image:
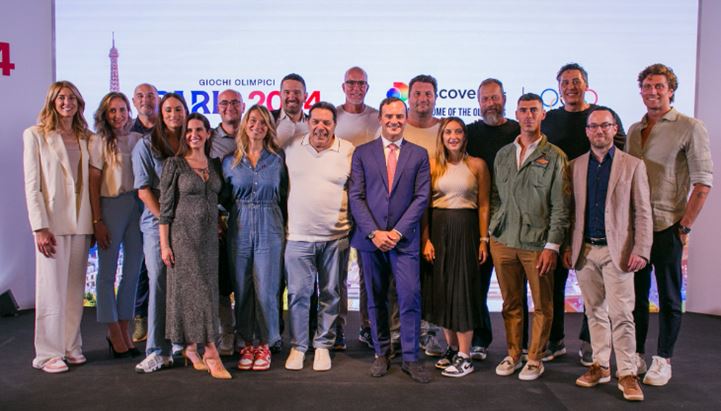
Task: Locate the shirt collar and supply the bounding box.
[513,134,542,150]
[214,124,235,138]
[380,136,403,149]
[279,109,308,123]
[301,133,341,153]
[642,107,678,125]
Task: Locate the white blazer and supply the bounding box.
[23,125,93,235]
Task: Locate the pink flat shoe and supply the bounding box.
[65,353,87,365]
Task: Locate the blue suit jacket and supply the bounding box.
[349,138,431,253]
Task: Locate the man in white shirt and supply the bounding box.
[283,102,354,371]
[272,73,309,148]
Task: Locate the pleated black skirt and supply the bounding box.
[422,208,482,332]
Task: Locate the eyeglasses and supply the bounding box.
[218,100,241,107]
[586,122,616,131]
[344,80,368,88]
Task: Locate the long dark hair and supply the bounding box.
[150,92,189,159]
[178,112,212,157]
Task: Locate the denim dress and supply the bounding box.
[222,149,287,345]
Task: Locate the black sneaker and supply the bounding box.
[270,339,283,354]
[358,327,374,349]
[333,333,347,351]
[442,355,474,378]
[435,347,459,369]
[542,340,566,362]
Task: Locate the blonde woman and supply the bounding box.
[222,105,288,371]
[89,92,143,358]
[421,117,490,378]
[23,81,93,373]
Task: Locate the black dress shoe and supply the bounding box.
[402,361,431,383]
[370,355,390,377]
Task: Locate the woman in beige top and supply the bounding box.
[421,117,490,378]
[23,81,93,373]
[89,92,144,358]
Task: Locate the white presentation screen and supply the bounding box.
[56,0,699,312]
[57,0,698,128]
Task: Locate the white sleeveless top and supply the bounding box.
[432,160,477,209]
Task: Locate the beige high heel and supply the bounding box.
[183,349,207,371]
[203,356,232,380]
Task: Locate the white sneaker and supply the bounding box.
[643,356,672,386]
[495,356,522,376]
[135,352,173,374]
[635,353,648,375]
[313,348,331,372]
[442,355,474,378]
[519,361,545,381]
[285,347,305,371]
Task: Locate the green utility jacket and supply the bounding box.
[490,134,571,251]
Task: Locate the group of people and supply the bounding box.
[23,63,712,402]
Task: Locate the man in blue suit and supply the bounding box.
[349,97,432,383]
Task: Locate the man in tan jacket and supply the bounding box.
[563,107,652,401]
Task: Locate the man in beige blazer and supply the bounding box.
[562,107,652,401]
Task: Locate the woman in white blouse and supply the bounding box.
[89,92,144,358]
[23,81,93,373]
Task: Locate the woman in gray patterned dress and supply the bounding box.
[159,113,230,379]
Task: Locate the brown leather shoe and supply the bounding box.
[370,355,390,377]
[576,363,611,387]
[618,375,644,401]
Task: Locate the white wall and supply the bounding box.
[688,0,721,315]
[0,0,55,309]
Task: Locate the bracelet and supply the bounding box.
[92,218,103,225]
[480,237,490,243]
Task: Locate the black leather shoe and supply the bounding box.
[402,361,431,383]
[370,355,390,377]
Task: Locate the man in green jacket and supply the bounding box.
[491,93,570,381]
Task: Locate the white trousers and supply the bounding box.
[32,234,90,368]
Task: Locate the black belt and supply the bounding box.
[585,237,607,246]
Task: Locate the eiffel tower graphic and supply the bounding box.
[109,32,119,92]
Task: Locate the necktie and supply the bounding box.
[387,143,398,193]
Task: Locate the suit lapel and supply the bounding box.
[576,153,589,223]
[390,139,410,193]
[606,150,623,206]
[45,131,73,182]
[371,139,390,193]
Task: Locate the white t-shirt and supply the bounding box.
[284,134,355,242]
[335,104,380,147]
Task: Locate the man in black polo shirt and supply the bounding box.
[540,63,626,366]
[465,78,520,361]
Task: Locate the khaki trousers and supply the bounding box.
[32,234,90,368]
[491,239,553,361]
[576,244,637,376]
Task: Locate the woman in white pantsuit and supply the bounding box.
[23,81,93,373]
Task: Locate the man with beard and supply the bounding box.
[465,78,520,361]
[335,66,381,351]
[350,97,432,383]
[564,107,651,401]
[273,73,309,148]
[130,83,159,343]
[540,63,626,366]
[403,74,444,357]
[283,102,354,371]
[209,89,245,356]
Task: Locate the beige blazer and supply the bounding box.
[568,149,653,272]
[23,126,93,235]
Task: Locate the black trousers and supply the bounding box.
[472,252,494,348]
[634,223,684,358]
[134,259,149,317]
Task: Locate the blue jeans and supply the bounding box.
[142,228,171,356]
[96,192,144,323]
[285,237,349,352]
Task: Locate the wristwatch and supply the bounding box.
[368,230,377,239]
[679,225,692,234]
